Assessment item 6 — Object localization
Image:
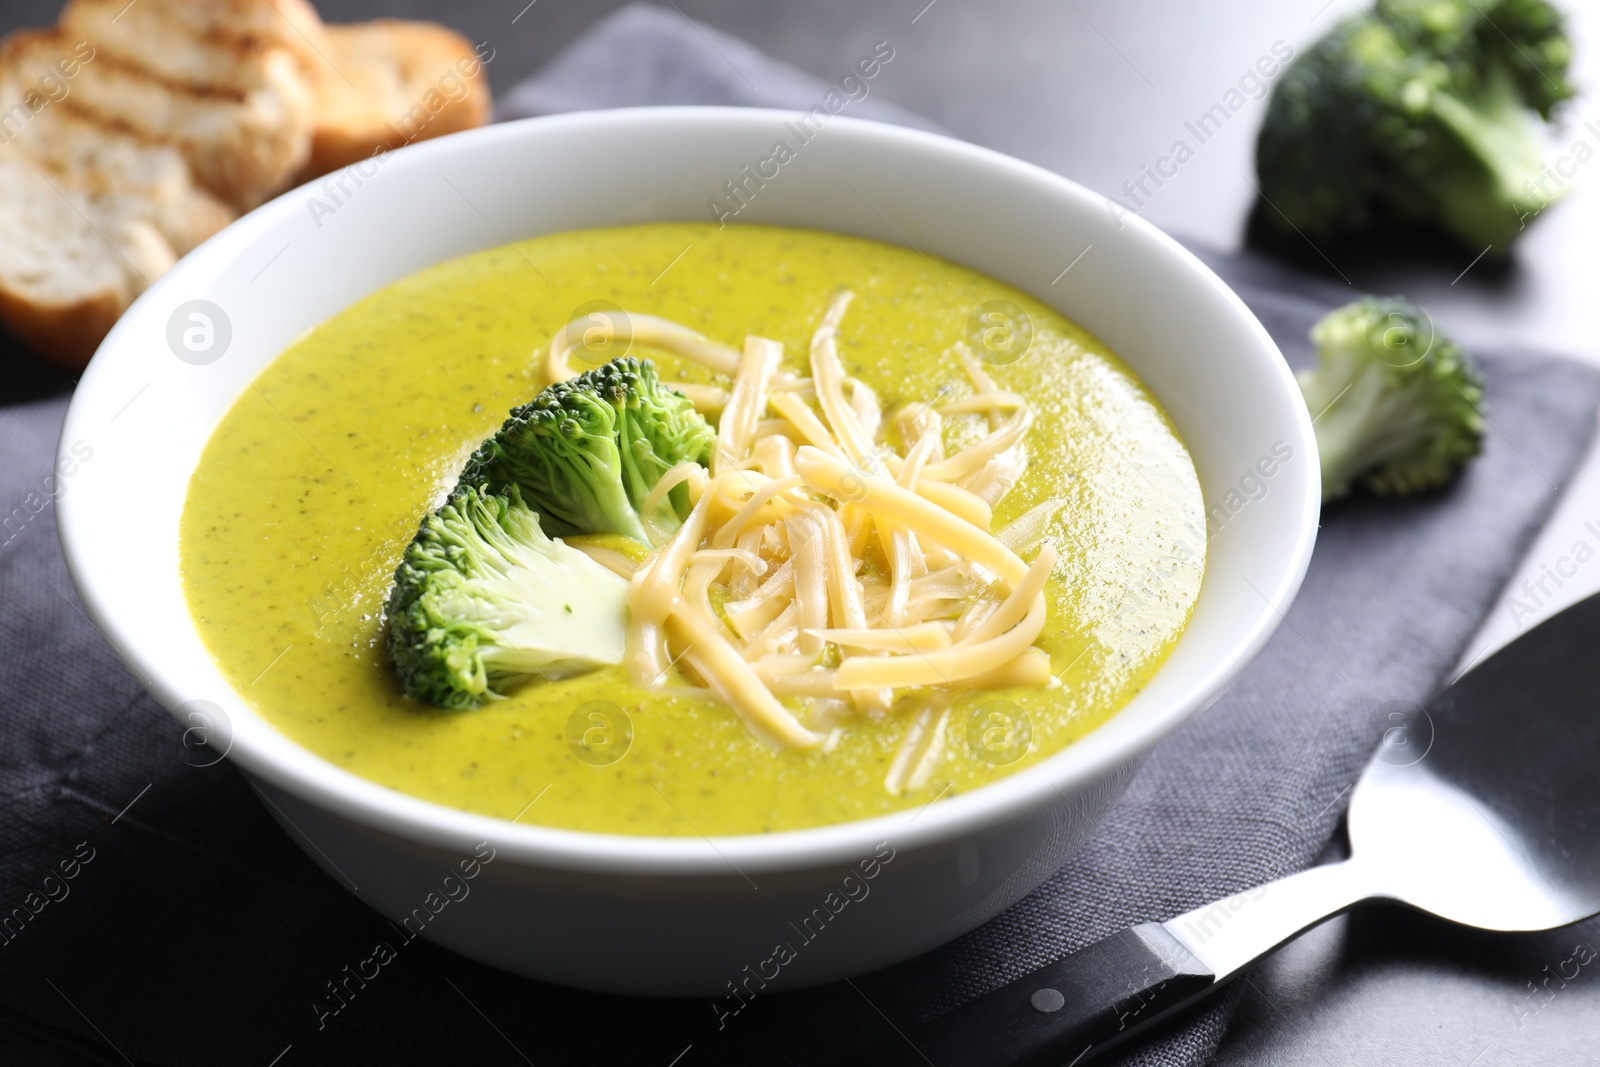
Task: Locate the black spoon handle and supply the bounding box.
[839,923,1216,1067]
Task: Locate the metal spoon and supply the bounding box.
[848,591,1600,1067]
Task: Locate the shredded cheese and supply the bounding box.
[545,313,742,383]
[715,337,783,473]
[884,691,955,796]
[540,292,1059,788]
[795,447,1027,586]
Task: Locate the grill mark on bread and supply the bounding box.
[69,49,253,103]
[0,1,490,369]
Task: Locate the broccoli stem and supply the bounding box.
[1300,297,1485,503]
[1310,363,1438,500]
[1428,65,1556,247]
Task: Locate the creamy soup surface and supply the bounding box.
[180,223,1205,836]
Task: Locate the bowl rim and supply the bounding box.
[58,106,1319,876]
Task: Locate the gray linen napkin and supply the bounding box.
[2,7,1597,1066]
[495,3,944,134]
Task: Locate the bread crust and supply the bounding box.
[0,285,125,370]
[59,0,334,84]
[298,20,491,182]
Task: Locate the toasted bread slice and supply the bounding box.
[59,0,333,86]
[298,20,491,181]
[0,150,175,370]
[20,103,236,257]
[20,21,315,210]
[0,7,491,368]
[0,151,136,369]
[0,54,235,369]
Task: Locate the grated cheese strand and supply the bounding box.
[670,615,825,749]
[786,510,830,657]
[810,622,953,652]
[966,542,1057,644]
[809,291,877,462]
[770,392,847,459]
[795,447,1028,586]
[833,594,1047,690]
[884,692,955,796]
[715,337,783,474]
[924,405,1035,482]
[545,313,741,383]
[624,489,713,684]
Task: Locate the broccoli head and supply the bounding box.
[463,357,713,544]
[1301,297,1485,502]
[386,483,629,709]
[1257,0,1573,250]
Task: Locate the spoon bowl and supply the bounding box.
[1352,596,1600,932]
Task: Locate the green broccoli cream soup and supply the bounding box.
[180,222,1204,836]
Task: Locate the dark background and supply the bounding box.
[4,1,1600,1064]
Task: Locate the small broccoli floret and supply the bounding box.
[386,483,629,709]
[462,357,713,544]
[1301,297,1485,502]
[1257,0,1573,250]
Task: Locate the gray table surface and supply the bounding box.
[7,2,1600,1064]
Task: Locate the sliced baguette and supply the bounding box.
[298,20,491,181]
[0,6,492,368]
[58,0,333,86]
[0,51,236,369]
[22,20,315,210]
[0,155,131,368]
[20,103,236,257]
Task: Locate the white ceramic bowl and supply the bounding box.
[58,108,1318,996]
